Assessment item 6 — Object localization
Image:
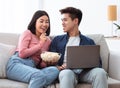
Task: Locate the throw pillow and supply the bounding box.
[0,43,16,78]
[87,34,110,72]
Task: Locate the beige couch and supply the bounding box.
[0,32,120,88]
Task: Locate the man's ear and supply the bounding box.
[74,18,79,25]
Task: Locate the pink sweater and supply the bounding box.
[16,30,51,66]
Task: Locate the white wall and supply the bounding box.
[43,0,120,36]
[0,0,119,37]
[0,0,40,34]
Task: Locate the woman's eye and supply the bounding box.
[39,20,49,23]
[46,21,49,23]
[40,20,43,23]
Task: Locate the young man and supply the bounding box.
[50,7,108,88]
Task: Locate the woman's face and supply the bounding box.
[35,15,49,35]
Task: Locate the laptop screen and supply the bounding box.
[66,45,100,69]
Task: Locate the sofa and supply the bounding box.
[0,32,120,88]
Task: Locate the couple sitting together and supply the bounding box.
[6,7,108,88]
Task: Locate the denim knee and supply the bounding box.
[59,69,75,80]
[91,68,107,81]
[44,66,59,82]
[29,66,59,87]
[95,68,106,75]
[96,68,107,79]
[91,68,108,88]
[59,69,77,88]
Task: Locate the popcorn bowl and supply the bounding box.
[41,51,61,62]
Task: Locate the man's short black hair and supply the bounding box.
[59,7,82,25]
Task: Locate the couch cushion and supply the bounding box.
[0,43,16,78]
[0,33,19,46]
[48,78,120,88]
[86,34,110,72]
[108,77,120,88]
[108,50,120,80]
[0,79,28,88]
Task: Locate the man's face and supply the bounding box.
[61,13,76,33]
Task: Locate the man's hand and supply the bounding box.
[57,63,66,70]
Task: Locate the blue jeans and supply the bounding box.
[6,52,59,88]
[59,68,108,88]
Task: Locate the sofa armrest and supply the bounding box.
[108,50,120,80]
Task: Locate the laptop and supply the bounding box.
[66,45,100,69]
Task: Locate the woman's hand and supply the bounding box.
[40,33,47,42]
[40,60,47,68]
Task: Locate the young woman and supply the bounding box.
[6,10,59,88]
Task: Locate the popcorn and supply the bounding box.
[41,51,61,62]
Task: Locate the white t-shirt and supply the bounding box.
[64,35,80,63]
[64,35,83,74]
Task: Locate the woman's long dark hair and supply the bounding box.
[28,10,50,36]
